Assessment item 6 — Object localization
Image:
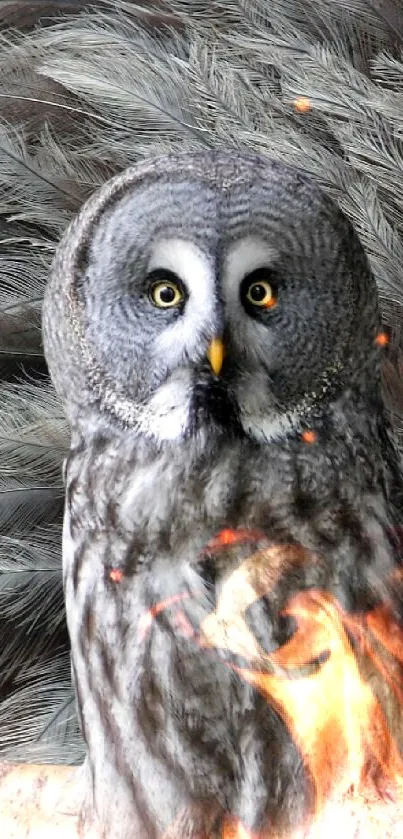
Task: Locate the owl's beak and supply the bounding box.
[207,337,225,376]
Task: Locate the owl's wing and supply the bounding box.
[1,0,403,765]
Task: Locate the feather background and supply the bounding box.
[1,0,403,764]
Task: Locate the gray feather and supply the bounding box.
[1,0,403,773]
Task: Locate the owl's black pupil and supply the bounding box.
[250,283,266,301]
[160,285,175,303]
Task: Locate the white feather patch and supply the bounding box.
[240,410,300,443]
[135,372,192,441]
[222,236,278,302]
[148,238,217,365]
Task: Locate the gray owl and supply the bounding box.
[42,151,403,839]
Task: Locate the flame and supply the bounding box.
[138,530,403,837]
[217,590,403,810]
[222,818,260,839]
[293,96,313,113]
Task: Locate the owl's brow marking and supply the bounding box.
[149,238,217,363]
[222,236,278,292]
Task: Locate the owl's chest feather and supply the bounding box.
[66,429,393,607]
[68,436,296,562]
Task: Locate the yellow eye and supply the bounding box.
[245,279,276,308]
[150,281,184,308]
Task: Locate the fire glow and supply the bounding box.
[140,530,403,838]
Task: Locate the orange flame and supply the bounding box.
[222,818,260,839]
[221,591,403,809]
[375,331,390,347]
[293,97,313,113]
[139,530,403,837]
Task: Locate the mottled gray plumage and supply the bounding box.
[3,2,403,769]
[42,150,403,837]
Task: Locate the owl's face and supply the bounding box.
[46,153,380,443]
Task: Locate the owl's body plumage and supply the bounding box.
[43,151,403,837]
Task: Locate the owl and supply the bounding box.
[42,151,403,839]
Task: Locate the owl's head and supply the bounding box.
[43,152,382,444]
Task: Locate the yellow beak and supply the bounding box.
[207,337,225,376]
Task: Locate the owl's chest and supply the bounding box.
[66,435,391,625]
[71,441,296,563]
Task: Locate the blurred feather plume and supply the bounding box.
[1,0,403,768]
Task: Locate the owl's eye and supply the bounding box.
[245,280,274,307]
[151,281,183,308]
[241,268,277,310]
[245,280,275,308]
[148,270,185,309]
